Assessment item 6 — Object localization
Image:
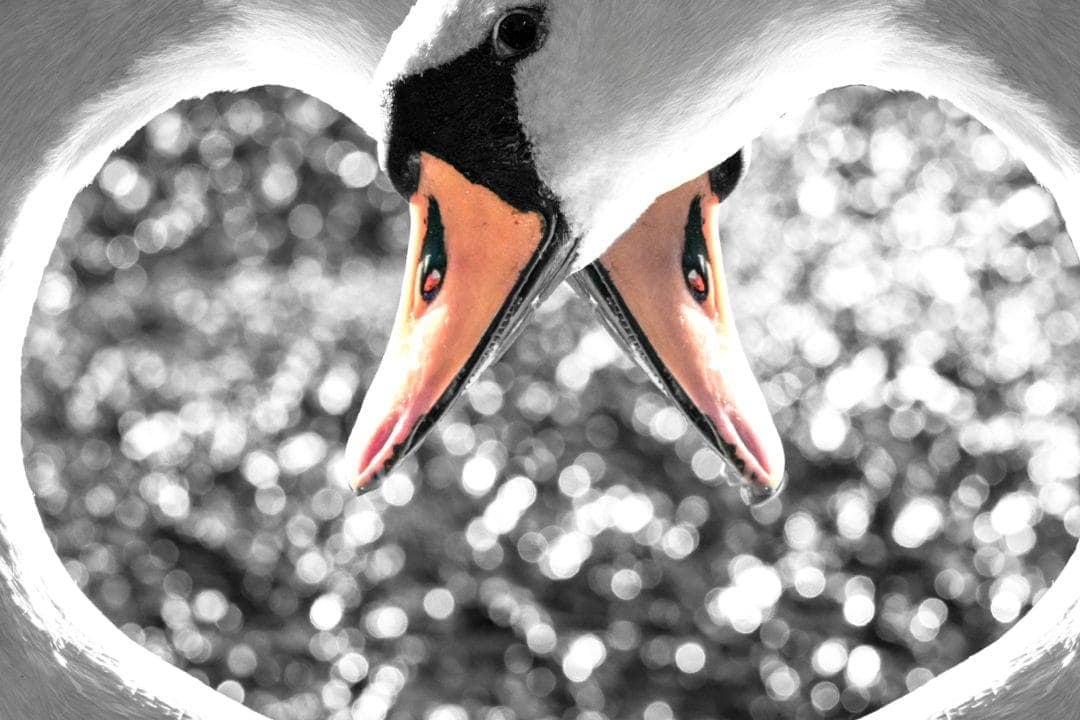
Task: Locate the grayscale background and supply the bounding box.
[21,85,1079,719]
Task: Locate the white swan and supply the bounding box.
[0,2,423,717]
[371,0,1080,717]
[0,2,795,716]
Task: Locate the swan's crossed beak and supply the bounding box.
[346,149,782,500]
[347,152,570,490]
[572,165,786,501]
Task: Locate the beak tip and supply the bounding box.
[349,448,397,495]
[352,471,383,495]
[345,402,411,494]
[741,471,786,506]
[350,447,398,494]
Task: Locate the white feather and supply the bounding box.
[0,1,410,717]
[378,1,1080,718]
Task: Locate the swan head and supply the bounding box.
[349,0,793,494]
[374,0,821,256]
[346,1,575,491]
[573,155,786,498]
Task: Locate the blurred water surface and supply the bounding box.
[20,86,1080,719]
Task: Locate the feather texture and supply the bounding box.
[379,1,1080,717]
[0,1,411,717]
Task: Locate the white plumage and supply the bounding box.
[381,1,1080,717]
[0,2,409,717]
[3,0,1080,717]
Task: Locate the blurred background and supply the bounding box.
[20,85,1080,720]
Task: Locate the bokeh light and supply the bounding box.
[21,85,1080,718]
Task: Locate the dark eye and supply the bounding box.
[420,263,443,300]
[419,198,447,303]
[683,196,710,303]
[686,267,707,299]
[493,9,544,59]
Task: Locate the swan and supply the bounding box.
[0,3,773,716]
[569,151,788,502]
[367,0,1080,717]
[0,1,791,714]
[0,1,434,717]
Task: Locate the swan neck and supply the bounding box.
[877,1,1080,225]
[0,1,409,717]
[551,0,1080,263]
[0,0,406,232]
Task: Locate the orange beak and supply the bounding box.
[347,152,566,490]
[571,158,785,501]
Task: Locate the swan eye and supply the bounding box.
[419,197,447,303]
[493,9,544,58]
[686,267,707,299]
[683,196,710,303]
[421,265,443,300]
